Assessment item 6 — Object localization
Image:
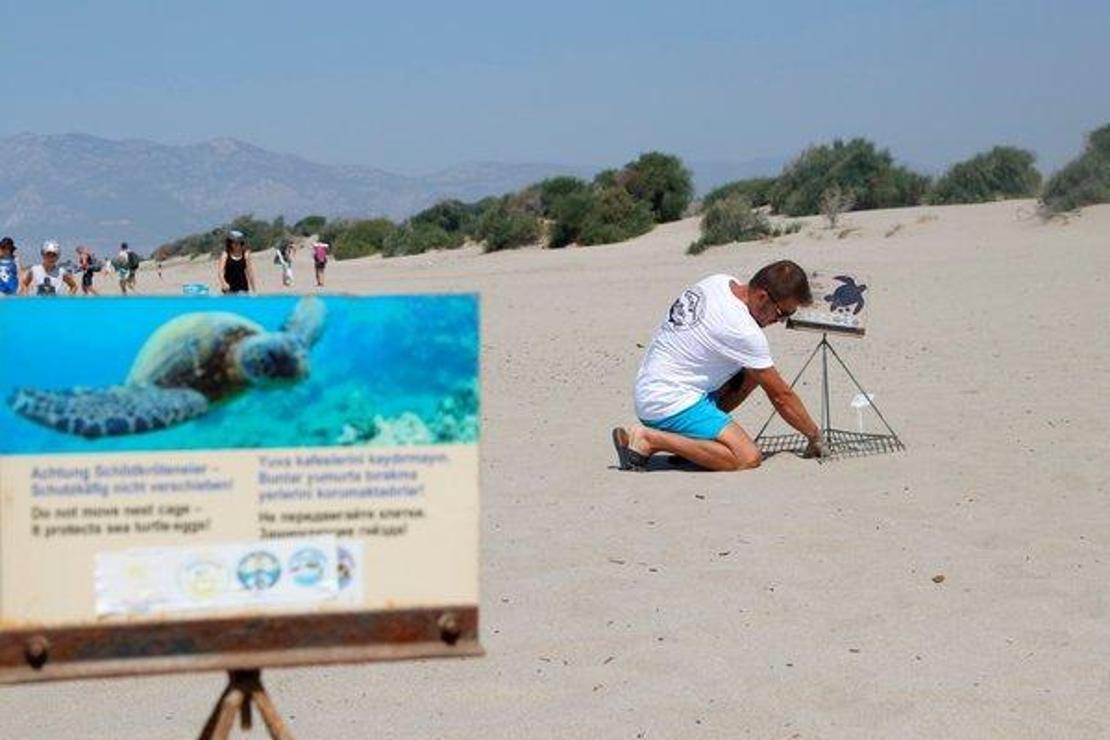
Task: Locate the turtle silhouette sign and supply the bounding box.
[787,270,870,337]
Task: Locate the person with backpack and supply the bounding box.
[123,242,140,290]
[0,237,21,296]
[20,241,77,296]
[274,240,295,287]
[76,245,102,296]
[112,243,133,294]
[312,241,330,287]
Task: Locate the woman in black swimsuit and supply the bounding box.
[218,230,256,294]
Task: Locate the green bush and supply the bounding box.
[621,152,694,222]
[769,138,929,216]
[153,214,291,259]
[687,195,800,255]
[703,177,778,209]
[547,188,597,248]
[411,200,483,237]
[537,176,591,217]
[592,168,621,189]
[332,218,397,260]
[927,146,1041,204]
[578,186,655,245]
[383,222,464,257]
[293,215,327,236]
[475,196,543,252]
[1042,124,1110,213]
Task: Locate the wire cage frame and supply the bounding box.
[754,333,904,462]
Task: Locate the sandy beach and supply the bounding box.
[3,199,1108,738]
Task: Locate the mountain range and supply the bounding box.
[0,132,784,252]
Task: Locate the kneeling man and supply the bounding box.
[613,260,826,472]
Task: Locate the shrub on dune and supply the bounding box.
[154,214,290,259]
[1041,124,1110,213]
[537,176,591,217]
[293,214,327,236]
[383,222,464,257]
[578,186,655,245]
[703,177,778,209]
[547,188,597,248]
[476,196,543,252]
[927,146,1041,204]
[331,218,396,259]
[621,151,695,223]
[687,195,800,255]
[769,138,929,216]
[411,199,484,238]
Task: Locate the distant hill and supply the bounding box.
[0,132,784,253]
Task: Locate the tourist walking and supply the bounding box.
[218,230,256,294]
[75,245,101,296]
[20,241,77,296]
[111,243,134,294]
[312,241,330,287]
[275,241,295,287]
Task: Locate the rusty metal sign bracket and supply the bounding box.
[0,606,481,685]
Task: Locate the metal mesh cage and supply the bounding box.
[756,428,905,462]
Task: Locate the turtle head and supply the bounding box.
[235,334,309,386]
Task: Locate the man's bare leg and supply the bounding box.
[626,422,761,472]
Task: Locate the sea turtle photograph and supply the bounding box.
[7,297,327,439]
[0,294,480,453]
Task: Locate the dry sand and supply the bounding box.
[2,200,1108,738]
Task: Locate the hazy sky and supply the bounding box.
[3,0,1107,173]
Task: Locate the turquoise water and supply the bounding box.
[0,294,479,455]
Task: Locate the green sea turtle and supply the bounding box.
[8,297,326,439]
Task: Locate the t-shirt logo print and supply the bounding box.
[667,288,705,330]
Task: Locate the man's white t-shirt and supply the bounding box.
[634,274,773,421]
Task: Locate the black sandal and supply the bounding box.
[612,427,650,471]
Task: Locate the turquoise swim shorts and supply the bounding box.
[641,394,732,440]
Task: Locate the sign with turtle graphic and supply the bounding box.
[0,294,482,684]
[787,270,870,337]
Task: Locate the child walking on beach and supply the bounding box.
[0,237,20,296]
[275,241,295,287]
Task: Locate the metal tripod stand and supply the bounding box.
[754,333,904,460]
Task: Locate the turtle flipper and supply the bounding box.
[853,296,865,315]
[7,386,209,438]
[282,297,326,347]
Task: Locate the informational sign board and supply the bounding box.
[0,294,481,683]
[786,270,870,337]
[182,282,210,295]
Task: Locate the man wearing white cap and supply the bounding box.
[20,241,77,296]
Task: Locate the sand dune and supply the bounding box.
[4,199,1109,738]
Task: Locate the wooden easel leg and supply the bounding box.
[252,684,294,740]
[198,677,246,740]
[240,692,253,731]
[199,669,293,740]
